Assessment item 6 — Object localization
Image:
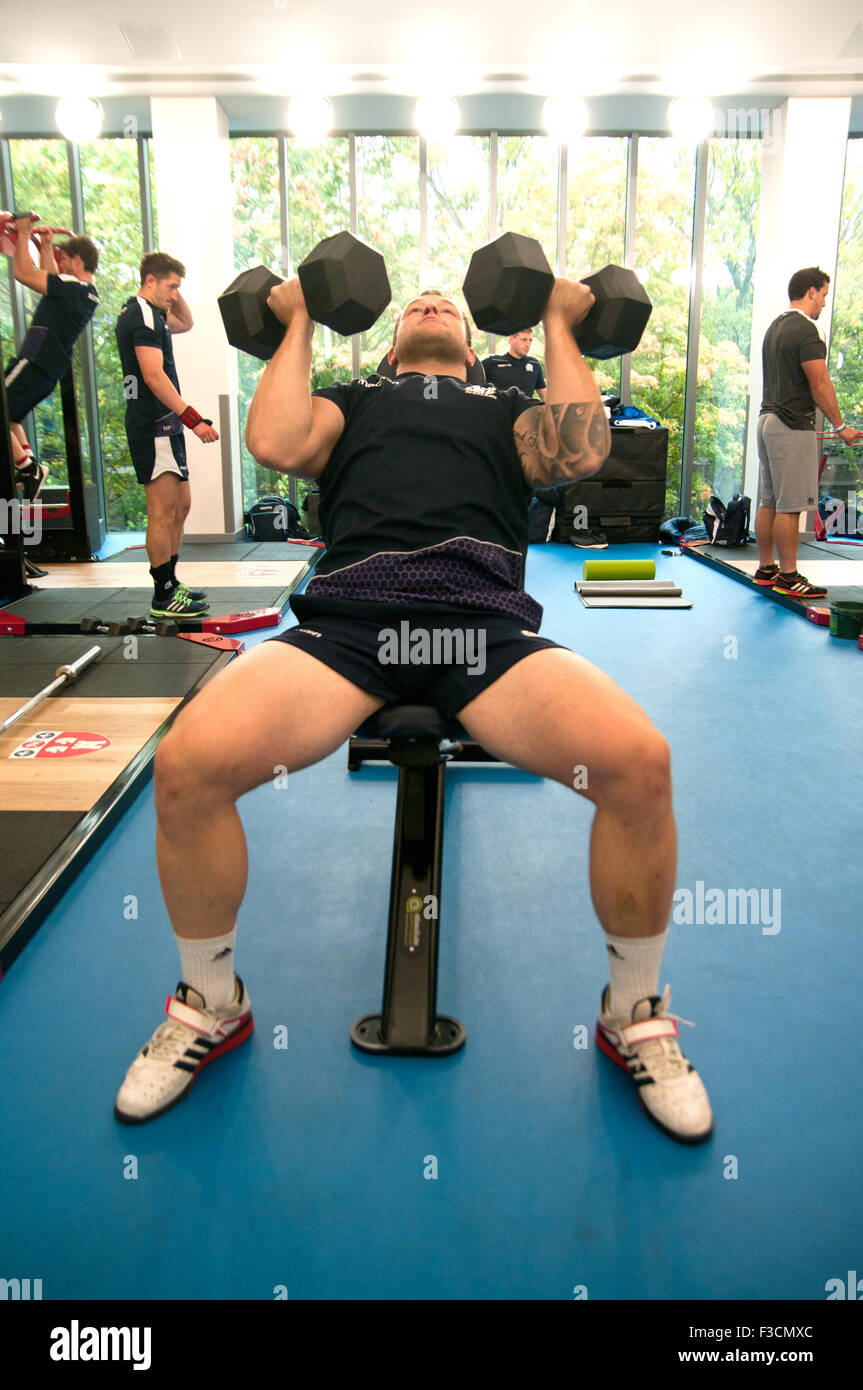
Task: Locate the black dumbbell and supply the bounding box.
[463,232,652,359]
[218,231,392,360]
[125,616,180,636]
[80,617,133,636]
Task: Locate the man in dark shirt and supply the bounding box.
[115,253,219,619]
[114,275,714,1146]
[4,215,99,500]
[482,329,547,400]
[755,266,862,598]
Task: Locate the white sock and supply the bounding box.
[604,929,667,1019]
[175,927,237,1008]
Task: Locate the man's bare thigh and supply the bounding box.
[454,646,666,797]
[161,640,385,798]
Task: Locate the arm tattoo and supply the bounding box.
[513,401,610,489]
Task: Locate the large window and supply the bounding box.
[1,122,776,537]
[826,137,863,517]
[231,135,282,514]
[630,138,697,510]
[5,136,156,531]
[356,136,421,374]
[566,136,629,397]
[496,136,559,372]
[690,138,762,516]
[80,137,153,530]
[7,140,82,489]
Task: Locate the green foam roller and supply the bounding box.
[581,559,656,581]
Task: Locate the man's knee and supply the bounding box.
[154,723,227,822]
[596,727,672,811]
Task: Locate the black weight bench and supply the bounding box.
[347,704,500,1057]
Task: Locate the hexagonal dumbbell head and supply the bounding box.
[576,265,652,360]
[463,232,555,337]
[218,265,284,361]
[297,230,391,336]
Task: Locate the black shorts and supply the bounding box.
[4,358,57,421]
[127,432,189,485]
[270,602,565,720]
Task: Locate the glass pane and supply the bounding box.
[630,137,697,512]
[148,139,159,247]
[566,136,630,396]
[8,139,75,490]
[826,137,863,525]
[356,136,421,375]
[425,135,489,368]
[0,261,14,363]
[80,137,150,530]
[691,139,762,516]
[231,136,282,513]
[495,135,559,370]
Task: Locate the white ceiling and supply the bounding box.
[2,2,863,99]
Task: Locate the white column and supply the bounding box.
[150,98,241,540]
[744,98,851,534]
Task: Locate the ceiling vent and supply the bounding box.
[839,23,863,57]
[119,24,182,62]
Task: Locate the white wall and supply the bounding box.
[150,98,241,540]
[743,98,852,529]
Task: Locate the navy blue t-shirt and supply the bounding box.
[115,295,182,439]
[481,352,546,398]
[293,373,543,629]
[20,273,98,380]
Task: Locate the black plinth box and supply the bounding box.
[552,427,669,543]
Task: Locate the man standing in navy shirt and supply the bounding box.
[115,252,219,620]
[482,329,547,400]
[4,213,99,499]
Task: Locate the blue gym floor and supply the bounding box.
[1,540,861,1301]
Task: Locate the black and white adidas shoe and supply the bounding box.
[114,977,253,1124]
[596,985,713,1144]
[150,586,209,620]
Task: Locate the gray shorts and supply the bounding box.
[756,413,818,512]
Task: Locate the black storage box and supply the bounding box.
[552,427,669,543]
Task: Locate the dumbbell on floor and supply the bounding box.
[463,232,652,359]
[219,231,392,360]
[80,617,133,636]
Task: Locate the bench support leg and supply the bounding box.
[351,761,466,1057]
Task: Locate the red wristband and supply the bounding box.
[180,406,212,429]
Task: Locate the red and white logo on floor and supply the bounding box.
[9,731,112,759]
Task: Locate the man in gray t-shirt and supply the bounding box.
[755,266,862,599]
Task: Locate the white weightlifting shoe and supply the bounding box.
[114,976,253,1124]
[596,984,713,1144]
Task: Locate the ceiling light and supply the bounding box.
[24,65,107,97]
[543,95,589,143]
[667,96,715,143]
[415,95,460,140]
[55,96,103,142]
[286,94,333,142]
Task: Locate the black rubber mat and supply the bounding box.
[0,632,238,975]
[682,542,863,611]
[1,584,291,622]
